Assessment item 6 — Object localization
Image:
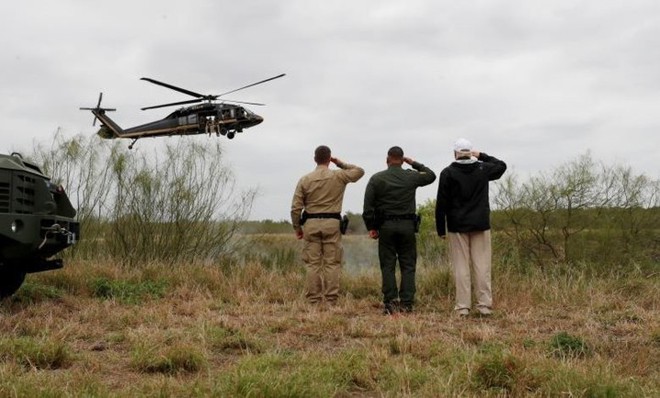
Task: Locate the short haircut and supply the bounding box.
[314,145,331,164]
[387,146,404,159]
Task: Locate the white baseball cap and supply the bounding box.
[453,138,473,152]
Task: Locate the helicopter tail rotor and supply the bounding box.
[80,92,116,126]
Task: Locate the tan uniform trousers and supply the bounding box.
[302,218,343,303]
[448,230,492,314]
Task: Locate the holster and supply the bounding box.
[415,214,422,233]
[340,215,349,235]
[300,210,308,226]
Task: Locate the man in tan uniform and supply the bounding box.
[291,145,364,304]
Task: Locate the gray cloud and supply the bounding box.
[1,0,657,220]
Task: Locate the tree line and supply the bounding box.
[28,133,658,270]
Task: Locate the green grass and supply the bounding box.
[5,281,64,304]
[0,336,72,370]
[130,342,206,374]
[549,331,592,359]
[0,234,657,397]
[90,277,167,304]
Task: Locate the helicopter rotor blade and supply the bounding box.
[141,98,203,111]
[79,107,117,111]
[140,73,284,110]
[221,99,266,106]
[140,77,207,99]
[92,93,103,125]
[217,73,286,98]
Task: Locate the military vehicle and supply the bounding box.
[0,153,79,298]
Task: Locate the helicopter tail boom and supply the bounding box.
[92,111,125,139]
[80,93,124,139]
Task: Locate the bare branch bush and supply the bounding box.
[29,130,116,258]
[28,132,255,265]
[493,153,659,269]
[107,141,255,265]
[597,164,660,259]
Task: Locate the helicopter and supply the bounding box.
[81,73,285,149]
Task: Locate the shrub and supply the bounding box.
[90,277,167,304]
[131,344,205,374]
[493,154,660,268]
[473,352,520,392]
[7,281,63,304]
[549,331,591,359]
[29,134,256,266]
[0,336,72,369]
[207,325,263,354]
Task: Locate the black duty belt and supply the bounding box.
[306,212,341,220]
[383,214,417,221]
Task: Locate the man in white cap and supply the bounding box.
[435,138,506,317]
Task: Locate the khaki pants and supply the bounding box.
[448,230,492,314]
[302,219,343,303]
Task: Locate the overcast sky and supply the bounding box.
[1,0,658,221]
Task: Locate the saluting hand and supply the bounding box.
[402,157,415,165]
[330,157,342,166]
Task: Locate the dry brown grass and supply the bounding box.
[0,235,658,397]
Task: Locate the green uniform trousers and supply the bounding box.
[378,220,417,306]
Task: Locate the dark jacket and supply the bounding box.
[363,161,436,231]
[435,153,506,236]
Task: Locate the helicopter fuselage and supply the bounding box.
[95,102,264,141]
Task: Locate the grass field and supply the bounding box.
[1,235,658,397]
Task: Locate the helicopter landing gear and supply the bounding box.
[227,131,235,139]
[128,138,138,150]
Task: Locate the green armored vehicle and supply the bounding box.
[0,153,79,297]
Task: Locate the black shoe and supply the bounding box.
[383,303,397,315]
[401,305,413,313]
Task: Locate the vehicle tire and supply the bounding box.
[227,131,235,139]
[0,266,26,298]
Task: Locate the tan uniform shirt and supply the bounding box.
[291,162,364,229]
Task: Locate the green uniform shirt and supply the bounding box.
[362,161,436,230]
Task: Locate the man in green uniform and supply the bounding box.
[362,146,436,314]
[291,145,364,304]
